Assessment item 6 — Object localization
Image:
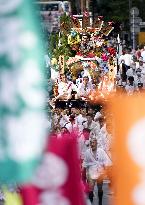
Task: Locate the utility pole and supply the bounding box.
[80,0,89,13]
[81,0,84,13]
[89,0,96,22]
[129,0,132,42]
[86,0,89,10]
[117,34,121,73]
[132,8,135,50]
[129,0,132,15]
[130,7,141,50]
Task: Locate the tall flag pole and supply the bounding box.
[0,0,47,183]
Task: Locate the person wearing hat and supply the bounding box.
[83,137,112,204]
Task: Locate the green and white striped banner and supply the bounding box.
[0,0,47,183]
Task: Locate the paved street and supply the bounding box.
[93,180,113,205]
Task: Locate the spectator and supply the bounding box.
[141,46,145,62]
[83,113,100,133]
[55,74,72,100]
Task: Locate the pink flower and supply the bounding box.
[102,53,109,61]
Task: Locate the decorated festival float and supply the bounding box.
[50,11,118,107]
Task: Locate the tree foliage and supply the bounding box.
[89,0,145,24]
[49,14,76,61]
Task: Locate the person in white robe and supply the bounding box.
[65,115,78,133]
[83,114,100,134]
[76,108,87,132]
[78,128,91,160]
[77,76,93,100]
[55,74,73,100]
[83,138,112,204]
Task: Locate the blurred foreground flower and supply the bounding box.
[110,94,145,205]
[0,0,47,183]
[20,135,86,205]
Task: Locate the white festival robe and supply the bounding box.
[83,148,112,180]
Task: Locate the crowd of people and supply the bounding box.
[50,104,112,204]
[117,45,145,94]
[47,42,145,204]
[49,46,145,104]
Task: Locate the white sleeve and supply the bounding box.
[62,115,69,123]
[77,85,82,97]
[94,112,102,121]
[126,69,130,76]
[58,84,64,95]
[84,120,88,127]
[100,149,112,167]
[118,55,124,64]
[136,62,139,69]
[98,82,102,90]
[83,151,90,168]
[89,82,93,90]
[67,83,73,94]
[83,150,96,168]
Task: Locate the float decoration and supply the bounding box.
[93,16,104,31]
[71,15,81,28]
[82,10,90,29]
[54,11,116,77]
